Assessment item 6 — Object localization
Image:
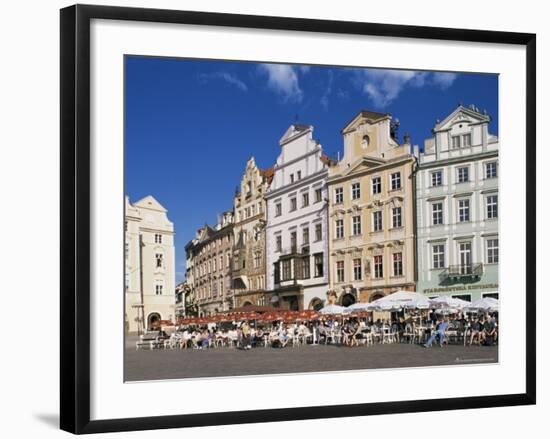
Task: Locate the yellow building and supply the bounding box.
[326,110,416,306]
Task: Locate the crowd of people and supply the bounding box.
[144,311,498,351]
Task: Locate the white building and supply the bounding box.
[125,195,176,333]
[415,105,499,302]
[265,124,331,311]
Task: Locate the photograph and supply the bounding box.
[123,56,500,382]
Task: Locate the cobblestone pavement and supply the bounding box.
[124,336,498,381]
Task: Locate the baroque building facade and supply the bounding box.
[326,111,416,306]
[231,157,273,308]
[265,124,331,311]
[184,211,234,316]
[125,195,176,334]
[415,104,499,301]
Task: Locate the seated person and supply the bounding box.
[469,318,484,346]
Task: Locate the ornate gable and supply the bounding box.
[434,105,490,132]
[342,155,386,177]
[133,195,167,212]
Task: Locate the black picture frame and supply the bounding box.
[60,4,536,434]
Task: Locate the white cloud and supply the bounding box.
[198,72,248,91]
[356,69,458,108]
[258,64,303,102]
[320,70,334,111]
[432,72,458,89]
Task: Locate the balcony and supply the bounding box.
[439,263,484,283]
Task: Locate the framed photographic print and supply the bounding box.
[60,4,536,434]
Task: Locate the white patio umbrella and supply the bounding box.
[318,304,346,314]
[429,295,471,310]
[370,290,430,311]
[464,297,499,312]
[343,302,374,313]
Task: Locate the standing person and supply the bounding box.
[241,320,252,350]
[423,317,450,348]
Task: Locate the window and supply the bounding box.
[290,197,297,212]
[315,223,322,241]
[251,204,256,215]
[245,207,250,218]
[335,187,343,204]
[290,231,297,252]
[392,207,402,228]
[282,259,291,280]
[336,261,345,283]
[213,257,217,272]
[315,188,323,203]
[457,166,469,183]
[302,256,310,279]
[373,255,383,278]
[275,235,282,252]
[487,238,499,263]
[353,258,362,281]
[458,199,470,222]
[432,244,445,269]
[352,215,362,235]
[372,176,382,194]
[486,195,498,219]
[275,203,282,217]
[155,280,163,295]
[302,192,309,207]
[274,262,280,283]
[226,252,230,268]
[314,253,324,277]
[486,162,498,179]
[431,170,443,187]
[463,133,472,147]
[290,173,295,183]
[351,182,361,200]
[373,211,383,232]
[302,227,309,245]
[155,253,163,268]
[391,172,401,190]
[297,170,302,180]
[393,252,403,276]
[254,252,261,269]
[242,259,246,269]
[154,233,162,243]
[335,219,344,239]
[125,242,129,260]
[432,202,443,225]
[219,255,223,270]
[452,135,461,148]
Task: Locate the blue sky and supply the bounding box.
[125,56,498,282]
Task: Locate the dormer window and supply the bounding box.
[451,135,461,148]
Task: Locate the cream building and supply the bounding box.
[232,157,273,308]
[326,111,416,306]
[125,195,176,334]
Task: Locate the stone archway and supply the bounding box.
[369,292,385,303]
[341,293,356,307]
[309,297,324,311]
[147,312,161,330]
